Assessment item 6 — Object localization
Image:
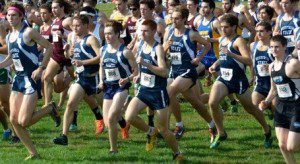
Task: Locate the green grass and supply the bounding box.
[1,3,300,163]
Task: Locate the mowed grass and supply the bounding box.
[1,3,300,163]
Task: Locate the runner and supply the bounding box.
[125,19,183,160]
[1,3,60,160]
[260,35,300,164]
[208,14,273,149]
[100,20,138,153]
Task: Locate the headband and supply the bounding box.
[80,11,95,17]
[8,7,24,17]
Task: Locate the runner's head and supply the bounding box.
[80,6,96,24]
[186,0,199,14]
[172,6,189,28]
[255,21,272,41]
[40,3,52,23]
[258,5,274,22]
[104,20,123,44]
[115,0,128,12]
[7,3,25,27]
[270,35,287,58]
[128,0,140,17]
[52,0,73,17]
[280,0,299,13]
[140,0,155,19]
[222,0,234,13]
[200,0,215,16]
[219,14,238,37]
[248,0,258,10]
[73,15,89,36]
[141,19,157,41]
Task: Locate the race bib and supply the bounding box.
[170,52,182,65]
[12,59,24,71]
[140,72,155,88]
[257,64,269,77]
[53,34,59,42]
[120,30,127,38]
[76,66,84,73]
[220,68,233,81]
[42,35,50,40]
[105,68,121,81]
[286,35,295,48]
[276,83,293,98]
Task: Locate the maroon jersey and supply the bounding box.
[125,17,137,39]
[40,25,52,42]
[187,15,198,31]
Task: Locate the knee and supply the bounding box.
[18,118,29,127]
[66,101,77,111]
[208,100,219,111]
[125,113,134,124]
[279,142,288,151]
[287,144,300,152]
[9,116,18,125]
[108,115,117,126]
[43,73,53,83]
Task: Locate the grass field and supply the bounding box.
[1,3,300,163]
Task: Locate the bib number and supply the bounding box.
[105,68,121,81]
[220,68,233,81]
[276,83,293,98]
[140,72,155,88]
[257,64,269,77]
[170,52,182,65]
[12,59,24,71]
[286,35,295,48]
[42,35,50,40]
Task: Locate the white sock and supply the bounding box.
[207,120,215,129]
[147,126,155,135]
[175,122,183,127]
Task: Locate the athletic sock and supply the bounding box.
[147,126,155,135]
[175,122,183,127]
[148,115,154,127]
[118,117,126,128]
[207,120,215,129]
[92,107,103,120]
[72,111,78,126]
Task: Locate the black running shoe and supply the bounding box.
[53,135,68,145]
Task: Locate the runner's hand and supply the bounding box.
[119,78,129,88]
[31,68,43,81]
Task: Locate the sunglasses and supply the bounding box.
[130,8,138,11]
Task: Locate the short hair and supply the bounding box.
[173,6,189,21]
[139,0,155,10]
[187,0,199,5]
[201,0,215,9]
[40,3,52,13]
[219,13,238,27]
[256,21,272,32]
[271,35,287,47]
[73,15,90,25]
[142,19,157,31]
[258,5,274,20]
[80,6,96,17]
[127,0,139,8]
[52,0,73,14]
[7,2,25,17]
[83,0,97,7]
[105,20,123,35]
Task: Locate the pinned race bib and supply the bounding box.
[286,35,295,48]
[140,72,155,88]
[76,66,84,74]
[170,52,182,65]
[53,34,59,42]
[42,35,50,40]
[257,64,270,77]
[276,83,293,98]
[220,68,233,81]
[12,58,24,71]
[105,68,121,81]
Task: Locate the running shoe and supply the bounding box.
[173,152,184,161]
[95,119,105,135]
[210,132,228,149]
[49,101,61,127]
[53,134,68,145]
[24,154,40,160]
[9,135,20,144]
[264,125,273,148]
[2,129,11,140]
[69,124,78,132]
[146,128,158,151]
[209,127,217,144]
[109,150,118,155]
[173,126,185,139]
[121,123,130,139]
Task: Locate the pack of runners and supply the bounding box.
[0,0,299,162]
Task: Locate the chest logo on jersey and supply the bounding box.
[281,28,293,36]
[272,76,283,83]
[199,31,209,38]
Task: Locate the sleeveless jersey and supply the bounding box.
[73,34,99,77]
[7,24,39,76]
[187,14,198,30]
[169,29,197,72]
[197,17,220,58]
[271,56,300,101]
[125,17,137,39]
[52,17,68,56]
[278,11,300,54]
[40,25,52,42]
[219,36,247,83]
[138,41,167,90]
[252,42,274,83]
[101,44,132,85]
